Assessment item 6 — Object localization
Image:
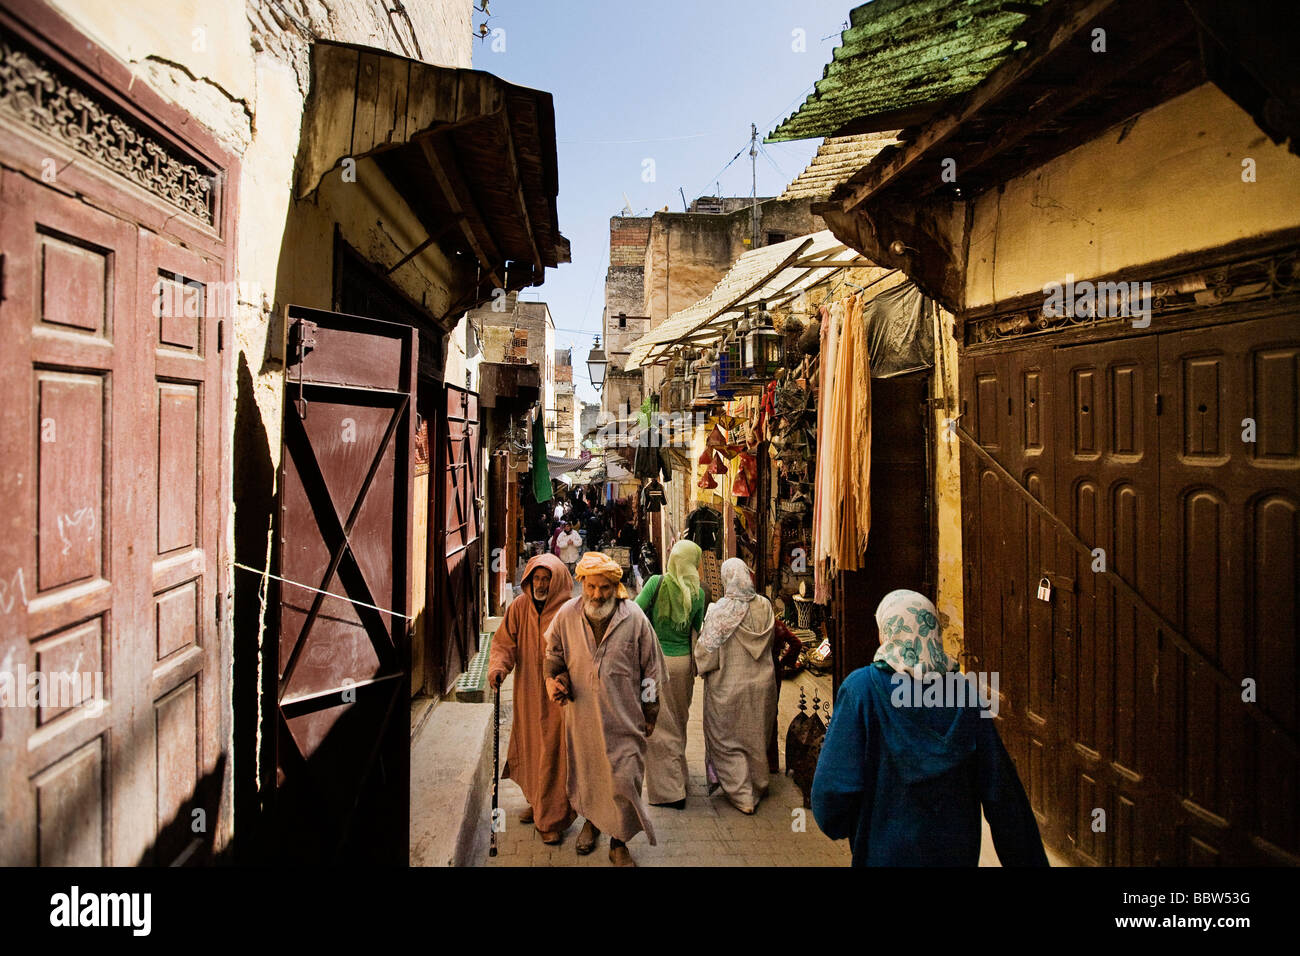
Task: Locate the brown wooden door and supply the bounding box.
[433,384,482,694]
[0,172,225,865]
[958,346,1061,845]
[1157,314,1300,865]
[959,306,1300,866]
[1052,336,1163,866]
[276,305,416,863]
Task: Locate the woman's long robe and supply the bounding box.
[487,553,575,833]
[695,596,777,813]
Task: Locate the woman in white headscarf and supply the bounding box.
[694,558,777,815]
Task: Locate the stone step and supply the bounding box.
[453,632,494,702]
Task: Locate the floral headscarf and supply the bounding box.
[654,539,702,628]
[698,558,756,652]
[873,589,954,678]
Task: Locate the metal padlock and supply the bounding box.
[1036,576,1052,602]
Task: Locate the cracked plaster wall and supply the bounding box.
[966,82,1300,308]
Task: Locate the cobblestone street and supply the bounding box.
[482,666,850,867]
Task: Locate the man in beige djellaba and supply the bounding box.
[544,551,667,867]
[695,558,777,815]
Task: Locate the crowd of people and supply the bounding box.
[489,494,1047,867]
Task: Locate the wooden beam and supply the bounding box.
[498,107,544,275]
[655,237,816,355]
[417,132,503,289]
[915,11,1195,196]
[839,0,1121,212]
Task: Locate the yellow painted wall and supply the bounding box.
[931,307,964,660]
[966,82,1300,308]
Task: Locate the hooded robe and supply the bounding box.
[695,559,777,813]
[489,553,576,834]
[544,595,666,843]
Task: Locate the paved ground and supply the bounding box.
[478,566,1067,867]
[482,662,849,867]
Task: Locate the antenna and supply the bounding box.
[679,186,688,212]
[750,123,759,247]
[621,191,634,217]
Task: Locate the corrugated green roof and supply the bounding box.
[767,0,1050,142]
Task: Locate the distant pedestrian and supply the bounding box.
[555,521,582,572]
[811,590,1048,866]
[695,558,776,815]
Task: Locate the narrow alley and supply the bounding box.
[0,0,1296,911]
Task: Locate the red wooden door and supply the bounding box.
[0,172,226,865]
[434,385,482,694]
[276,306,416,863]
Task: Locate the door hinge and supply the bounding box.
[0,253,6,304]
[217,319,224,352]
[1154,392,1163,415]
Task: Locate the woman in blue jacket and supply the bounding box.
[811,589,1048,866]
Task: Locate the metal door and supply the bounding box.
[0,172,226,865]
[276,305,416,863]
[433,384,482,694]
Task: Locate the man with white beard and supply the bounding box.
[544,551,667,867]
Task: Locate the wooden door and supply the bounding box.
[958,346,1060,844]
[1052,336,1162,866]
[433,384,482,694]
[276,305,416,863]
[1157,314,1300,865]
[832,372,932,688]
[0,172,226,865]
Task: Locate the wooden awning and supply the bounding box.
[295,41,570,296]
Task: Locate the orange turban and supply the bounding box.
[574,551,630,598]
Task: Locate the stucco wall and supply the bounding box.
[932,307,964,660]
[966,82,1300,308]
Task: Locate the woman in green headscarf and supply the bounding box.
[636,539,706,808]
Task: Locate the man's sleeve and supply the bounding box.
[637,613,667,727]
[811,672,873,844]
[488,604,518,676]
[977,716,1050,866]
[543,613,569,680]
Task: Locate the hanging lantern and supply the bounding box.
[692,347,716,404]
[713,327,737,398]
[733,310,752,383]
[743,302,784,380]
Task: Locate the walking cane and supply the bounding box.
[489,684,500,857]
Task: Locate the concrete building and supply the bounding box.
[601,198,821,421]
